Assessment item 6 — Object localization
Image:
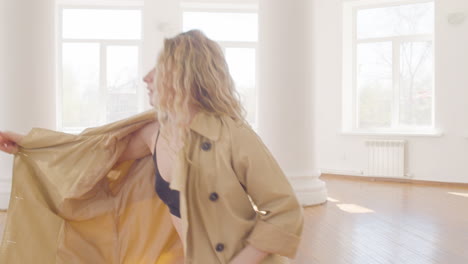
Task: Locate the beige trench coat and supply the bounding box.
[0,110,304,263]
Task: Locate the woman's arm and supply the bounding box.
[117,121,159,164]
[230,124,304,260]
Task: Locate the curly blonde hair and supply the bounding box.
[152,29,246,163]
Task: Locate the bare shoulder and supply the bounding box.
[138,121,160,150]
[140,120,160,135]
[117,120,160,163]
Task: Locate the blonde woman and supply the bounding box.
[1,30,303,263]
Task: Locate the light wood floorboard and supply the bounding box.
[292,175,468,264]
[1,175,467,263]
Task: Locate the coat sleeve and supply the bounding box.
[230,123,304,259]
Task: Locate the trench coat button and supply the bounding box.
[209,192,219,201]
[215,243,225,252]
[201,141,211,151]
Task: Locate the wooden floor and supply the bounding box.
[1,175,467,263]
[293,175,468,264]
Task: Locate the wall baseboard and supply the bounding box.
[321,173,468,189]
[319,169,364,176]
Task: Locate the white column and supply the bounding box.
[258,0,327,206]
[0,0,56,209]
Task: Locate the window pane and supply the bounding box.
[62,43,100,127]
[225,48,256,125]
[399,41,433,126]
[106,46,140,123]
[183,12,258,42]
[357,2,434,39]
[106,46,139,93]
[63,9,141,39]
[357,42,393,128]
[106,94,139,123]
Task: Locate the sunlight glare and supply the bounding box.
[336,204,374,213]
[448,192,468,198]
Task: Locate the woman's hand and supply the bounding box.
[229,244,269,264]
[0,131,24,154]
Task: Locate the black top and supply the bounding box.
[152,129,181,218]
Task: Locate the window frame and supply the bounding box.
[180,2,259,129]
[342,0,440,136]
[56,3,144,134]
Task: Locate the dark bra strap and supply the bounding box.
[152,129,160,163]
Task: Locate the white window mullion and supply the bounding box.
[62,39,140,44]
[137,44,145,113]
[180,3,258,12]
[57,1,144,7]
[356,34,432,44]
[217,41,256,48]
[354,0,433,12]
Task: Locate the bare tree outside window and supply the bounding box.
[356,1,434,130]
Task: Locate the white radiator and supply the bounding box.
[366,140,406,177]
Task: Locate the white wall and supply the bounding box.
[313,0,468,183]
[0,0,11,207]
[0,0,57,208]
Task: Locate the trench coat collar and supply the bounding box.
[188,111,221,141]
[169,110,221,194]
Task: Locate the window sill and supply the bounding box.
[340,130,443,137]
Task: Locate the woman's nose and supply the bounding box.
[143,69,154,83]
[143,73,151,83]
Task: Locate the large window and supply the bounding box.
[343,0,435,134]
[58,5,143,133]
[181,3,258,127]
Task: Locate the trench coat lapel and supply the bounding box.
[169,111,221,192]
[167,111,222,258]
